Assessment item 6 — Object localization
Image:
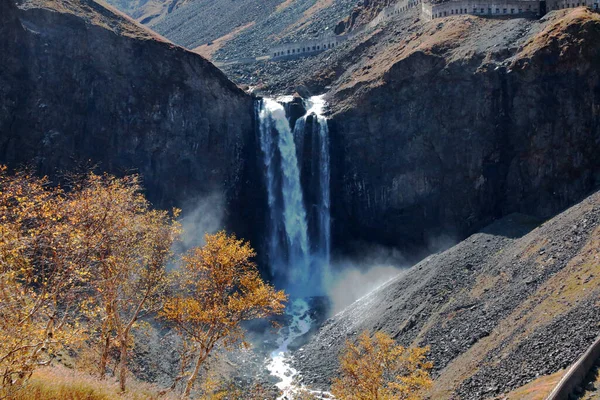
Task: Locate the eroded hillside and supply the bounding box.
[103,0,189,24]
[145,0,358,62]
[297,190,600,399]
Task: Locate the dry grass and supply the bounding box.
[500,370,565,400]
[517,8,600,60]
[194,22,256,60]
[12,365,174,400]
[276,0,296,13]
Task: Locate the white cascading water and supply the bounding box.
[258,96,331,398]
[310,96,331,274]
[258,98,310,284]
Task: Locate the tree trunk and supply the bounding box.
[118,337,128,392]
[99,333,111,379]
[182,350,206,399]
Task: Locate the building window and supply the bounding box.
[503,8,507,12]
[511,8,514,12]
[496,8,500,12]
[518,8,522,12]
[481,8,485,12]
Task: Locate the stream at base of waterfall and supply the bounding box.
[257,96,332,398]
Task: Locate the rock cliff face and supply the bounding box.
[326,9,600,255]
[0,0,261,243]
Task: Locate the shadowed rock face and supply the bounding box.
[327,9,600,255]
[0,0,263,246]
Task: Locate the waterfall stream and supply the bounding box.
[258,99,311,285]
[257,95,331,398]
[257,96,331,293]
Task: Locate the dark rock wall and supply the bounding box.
[329,31,600,255]
[0,1,263,245]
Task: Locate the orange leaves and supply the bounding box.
[0,167,182,395]
[0,167,286,397]
[161,232,287,398]
[164,231,286,338]
[331,331,433,400]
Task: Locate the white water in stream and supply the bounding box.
[257,96,331,398]
[266,299,312,398]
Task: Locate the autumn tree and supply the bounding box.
[0,168,93,398]
[66,174,180,392]
[161,232,287,399]
[331,331,433,400]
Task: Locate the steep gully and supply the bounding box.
[256,95,332,396]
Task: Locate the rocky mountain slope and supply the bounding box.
[149,0,358,61]
[0,0,261,243]
[102,0,186,24]
[296,189,600,399]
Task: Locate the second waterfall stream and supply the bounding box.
[257,95,331,398]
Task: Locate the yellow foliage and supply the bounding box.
[0,168,91,397]
[161,232,287,398]
[0,167,284,399]
[331,331,433,400]
[65,173,180,391]
[0,168,181,396]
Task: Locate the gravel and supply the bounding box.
[292,191,600,398]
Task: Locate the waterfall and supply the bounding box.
[257,95,331,292]
[309,96,331,271]
[259,95,331,397]
[258,98,310,286]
